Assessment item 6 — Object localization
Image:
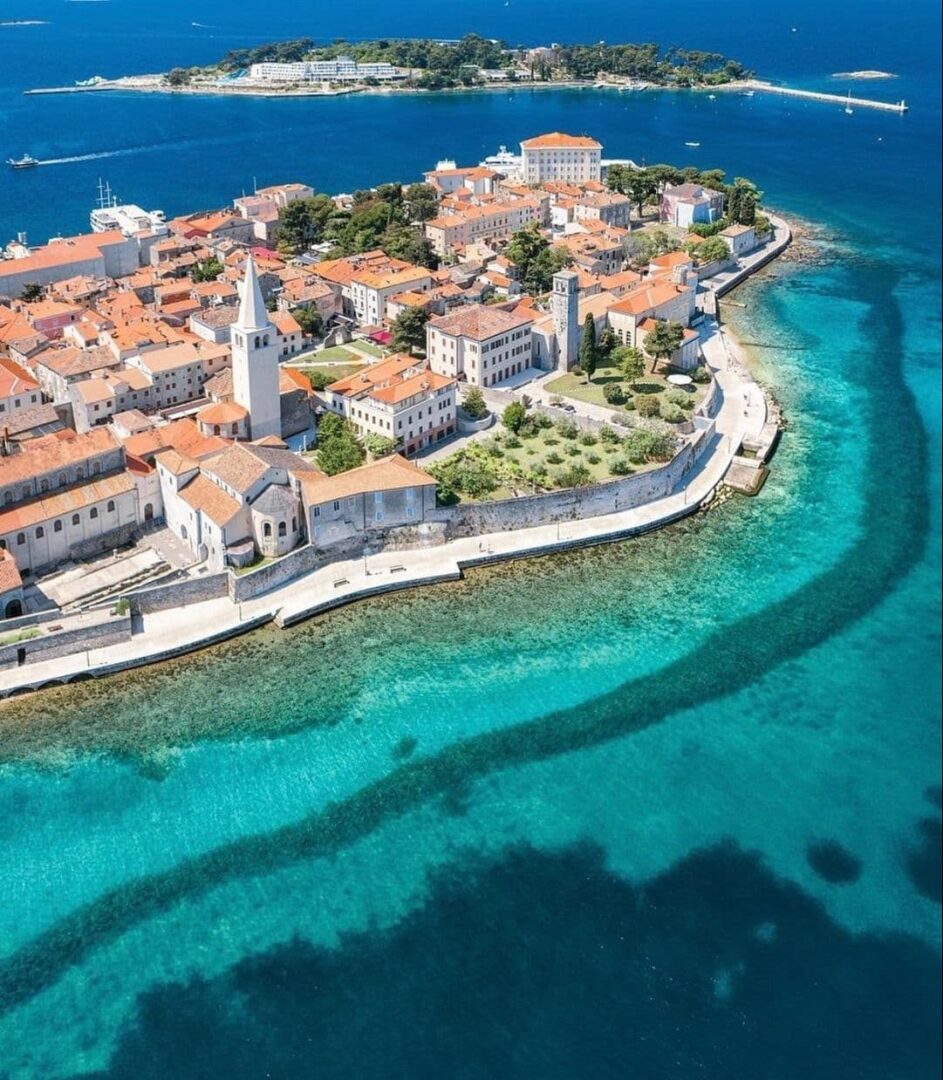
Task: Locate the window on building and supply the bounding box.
[35,526,44,538]
[107,500,115,512]
[90,507,98,519]
[72,514,80,525]
[16,533,25,546]
[54,520,62,533]
[278,521,287,537]
[263,522,272,538]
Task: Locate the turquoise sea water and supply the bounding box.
[0,2,941,1077]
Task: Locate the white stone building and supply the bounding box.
[324,354,457,456]
[426,305,533,388]
[520,133,603,185]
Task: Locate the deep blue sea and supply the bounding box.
[0,3,941,1078]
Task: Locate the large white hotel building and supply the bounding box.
[249,57,405,82]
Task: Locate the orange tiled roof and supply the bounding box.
[521,132,602,150]
[0,471,135,535]
[299,453,435,504]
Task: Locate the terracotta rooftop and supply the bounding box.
[300,453,435,505]
[521,132,602,150]
[0,357,40,398]
[0,471,135,535]
[178,473,243,527]
[428,304,533,341]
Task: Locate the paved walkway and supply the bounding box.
[0,320,766,698]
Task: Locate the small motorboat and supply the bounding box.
[685,141,701,147]
[7,153,39,169]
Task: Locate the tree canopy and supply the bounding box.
[390,307,429,354]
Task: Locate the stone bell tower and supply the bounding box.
[231,256,281,440]
[551,269,580,371]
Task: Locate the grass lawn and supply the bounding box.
[0,627,41,647]
[352,339,386,357]
[233,556,278,576]
[545,358,707,415]
[299,362,366,390]
[312,346,361,363]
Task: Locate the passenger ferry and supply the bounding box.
[7,154,39,169]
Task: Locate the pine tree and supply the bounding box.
[739,191,756,226]
[726,185,742,224]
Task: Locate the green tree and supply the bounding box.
[598,327,618,358]
[317,434,365,475]
[726,185,742,224]
[501,400,527,433]
[317,412,347,442]
[19,283,43,302]
[390,306,429,354]
[695,235,731,264]
[316,414,365,475]
[293,306,323,338]
[738,190,757,225]
[277,194,336,253]
[613,344,646,387]
[643,320,685,372]
[579,314,598,378]
[524,245,571,294]
[753,213,772,237]
[165,67,191,87]
[363,434,396,458]
[403,182,440,223]
[192,256,223,283]
[461,387,487,419]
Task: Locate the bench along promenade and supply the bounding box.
[0,309,777,700]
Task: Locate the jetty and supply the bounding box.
[737,79,907,113]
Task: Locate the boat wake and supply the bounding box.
[34,146,155,166]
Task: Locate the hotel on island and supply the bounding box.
[0,129,768,639]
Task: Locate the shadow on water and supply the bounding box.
[79,843,942,1080]
[0,262,934,1016]
[905,789,943,905]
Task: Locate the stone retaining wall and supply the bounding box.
[430,427,711,536]
[228,543,323,603]
[0,614,131,670]
[126,572,229,615]
[70,523,140,563]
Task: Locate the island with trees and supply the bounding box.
[152,35,753,95]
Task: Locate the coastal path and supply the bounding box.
[0,320,766,699]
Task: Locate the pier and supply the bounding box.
[738,79,908,113]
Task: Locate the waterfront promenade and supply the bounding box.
[0,323,765,699]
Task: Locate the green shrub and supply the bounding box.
[565,443,580,457]
[661,402,686,424]
[586,452,601,465]
[535,412,553,430]
[599,425,618,443]
[609,458,633,475]
[691,365,711,384]
[461,387,488,419]
[636,395,661,418]
[555,419,579,439]
[579,432,598,446]
[570,364,583,377]
[666,390,694,409]
[502,400,527,433]
[556,463,591,488]
[602,383,626,405]
[623,429,676,463]
[546,451,563,465]
[503,434,522,449]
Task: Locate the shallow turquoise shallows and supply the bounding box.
[0,2,940,1077]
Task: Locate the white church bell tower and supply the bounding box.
[231,256,281,441]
